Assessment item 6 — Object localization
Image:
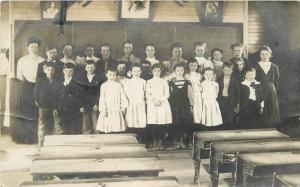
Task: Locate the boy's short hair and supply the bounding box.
[211,48,223,57]
[258,45,272,55]
[85,60,95,66]
[62,43,73,48]
[123,40,133,47]
[27,37,40,46]
[151,63,162,71]
[203,67,214,74]
[170,42,182,52]
[194,42,207,49]
[223,61,234,69]
[145,43,155,49]
[106,67,117,73]
[44,61,55,68]
[141,60,151,66]
[230,43,243,50]
[243,66,256,76]
[100,43,111,50]
[131,63,141,70]
[75,51,85,58]
[63,62,75,69]
[232,57,245,64]
[85,43,94,49]
[173,62,186,71]
[46,44,57,52]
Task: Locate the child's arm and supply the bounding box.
[215,82,219,97]
[234,79,241,113]
[162,80,170,101]
[99,84,107,116]
[145,81,153,103]
[120,84,128,112]
[34,80,40,106]
[187,83,194,112]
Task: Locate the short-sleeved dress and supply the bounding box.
[96,80,128,133]
[185,72,203,124]
[254,62,280,126]
[123,77,147,128]
[146,77,172,125]
[201,80,223,126]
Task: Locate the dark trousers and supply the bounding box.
[168,125,191,142]
[59,110,81,135]
[38,108,61,146]
[82,110,98,134]
[147,125,168,142]
[239,100,262,129]
[127,127,146,143]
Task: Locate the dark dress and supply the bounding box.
[254,63,281,127]
[169,80,193,126]
[217,76,240,129]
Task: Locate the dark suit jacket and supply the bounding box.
[53,78,82,112]
[78,72,105,111]
[95,58,117,73]
[34,77,58,109]
[36,60,64,81]
[240,82,264,113]
[217,76,240,109]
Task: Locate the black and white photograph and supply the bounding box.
[1,1,300,187]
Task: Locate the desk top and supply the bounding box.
[211,139,300,153]
[239,152,300,166]
[43,134,138,146]
[21,177,178,187]
[275,173,300,186]
[38,145,148,159]
[31,158,163,175]
[194,129,288,142]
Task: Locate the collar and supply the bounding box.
[241,79,260,86]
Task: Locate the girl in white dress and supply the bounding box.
[96,68,128,133]
[146,64,172,149]
[123,64,147,141]
[201,68,223,128]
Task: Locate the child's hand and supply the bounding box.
[259,107,264,114]
[102,111,108,117]
[93,105,98,111]
[80,107,85,113]
[190,106,193,113]
[53,109,59,117]
[234,104,240,113]
[154,100,162,107]
[35,101,39,107]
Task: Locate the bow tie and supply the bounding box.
[250,82,256,88]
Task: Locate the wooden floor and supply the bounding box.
[0,135,232,187]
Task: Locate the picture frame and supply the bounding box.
[41,1,63,22]
[199,1,224,24]
[120,0,151,19]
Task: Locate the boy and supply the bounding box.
[85,43,100,63]
[34,62,60,148]
[169,43,188,70]
[217,62,240,130]
[96,44,117,73]
[60,44,74,64]
[232,58,245,82]
[193,42,212,73]
[80,60,106,134]
[229,43,250,70]
[140,60,153,80]
[54,63,81,134]
[73,52,86,82]
[116,61,129,84]
[117,41,141,75]
[36,44,64,80]
[239,67,264,129]
[145,44,159,66]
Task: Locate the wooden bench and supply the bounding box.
[20,176,179,187]
[192,128,288,184]
[43,134,138,146]
[31,157,163,181]
[272,173,300,187]
[209,138,300,187]
[237,151,300,187]
[36,144,153,160]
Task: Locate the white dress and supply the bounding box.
[146,77,172,125]
[123,77,147,128]
[96,81,128,133]
[195,57,213,73]
[201,80,223,126]
[185,72,203,124]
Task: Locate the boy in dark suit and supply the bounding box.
[54,63,81,134]
[36,44,64,81]
[34,62,60,148]
[217,62,240,130]
[80,60,106,134]
[239,67,264,129]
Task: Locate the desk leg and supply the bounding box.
[194,159,201,184]
[210,173,219,187]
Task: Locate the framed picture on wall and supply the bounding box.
[120,0,151,19]
[199,1,224,24]
[41,1,62,21]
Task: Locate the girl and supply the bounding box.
[123,64,147,142]
[193,42,212,73]
[254,45,280,128]
[211,48,224,80]
[185,60,202,128]
[96,68,128,133]
[201,68,223,129]
[169,63,194,149]
[146,64,172,150]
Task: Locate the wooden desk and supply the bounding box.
[192,128,288,184]
[31,157,163,181]
[20,176,179,187]
[37,144,152,159]
[238,152,300,187]
[273,173,300,187]
[43,134,138,146]
[209,139,300,187]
